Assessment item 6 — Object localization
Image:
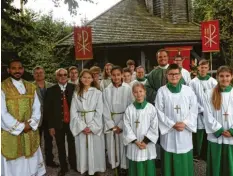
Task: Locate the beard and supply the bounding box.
[9,73,22,80]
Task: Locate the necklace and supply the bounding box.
[222,91,232,121]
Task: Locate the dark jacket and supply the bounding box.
[44,83,75,129]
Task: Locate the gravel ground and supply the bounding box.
[42,139,206,176]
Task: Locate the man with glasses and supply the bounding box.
[155,64,198,176]
[173,55,191,85]
[44,68,76,176]
[68,66,79,85]
[90,66,101,90]
[33,66,58,168]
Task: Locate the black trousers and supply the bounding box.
[39,120,54,164]
[55,123,77,172]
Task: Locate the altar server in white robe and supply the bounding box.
[189,59,217,159]
[174,55,191,85]
[130,66,147,87]
[100,63,113,91]
[204,66,233,176]
[123,82,159,176]
[155,64,198,176]
[103,66,133,174]
[70,69,106,175]
[1,59,46,176]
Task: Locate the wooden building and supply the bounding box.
[57,0,202,72]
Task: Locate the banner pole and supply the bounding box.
[210,52,213,76]
[82,60,84,70]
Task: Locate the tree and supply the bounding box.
[193,0,233,68]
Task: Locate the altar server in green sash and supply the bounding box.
[204,66,233,176]
[155,64,198,176]
[103,66,133,175]
[1,59,46,176]
[123,82,158,176]
[189,59,217,159]
[70,69,106,175]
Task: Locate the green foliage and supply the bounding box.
[193,0,233,68]
[1,0,73,82]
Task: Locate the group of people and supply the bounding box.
[1,49,233,176]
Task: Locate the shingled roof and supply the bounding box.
[57,0,201,46]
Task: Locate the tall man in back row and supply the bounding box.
[145,49,169,105]
[1,59,46,176]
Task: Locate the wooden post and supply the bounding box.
[140,51,146,68]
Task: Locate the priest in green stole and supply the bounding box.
[204,66,233,176]
[1,59,46,176]
[155,64,198,176]
[145,49,169,105]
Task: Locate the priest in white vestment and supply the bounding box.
[1,60,46,176]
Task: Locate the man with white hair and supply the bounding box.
[44,68,77,176]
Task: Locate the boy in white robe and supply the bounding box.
[70,69,106,175]
[189,59,217,159]
[173,55,191,85]
[204,66,233,176]
[103,66,133,175]
[1,60,46,176]
[155,64,198,176]
[123,82,158,176]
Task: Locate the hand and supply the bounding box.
[83,127,92,135]
[23,121,32,133]
[222,131,232,138]
[112,126,122,134]
[173,122,186,131]
[49,128,55,137]
[140,142,147,149]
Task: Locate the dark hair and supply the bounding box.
[212,66,233,110]
[77,69,97,98]
[8,59,23,68]
[111,65,123,74]
[123,67,131,74]
[166,64,181,74]
[102,63,113,79]
[199,59,209,66]
[126,59,135,66]
[156,49,169,59]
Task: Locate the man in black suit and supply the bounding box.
[44,68,76,176]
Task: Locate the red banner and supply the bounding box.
[74,27,93,60]
[201,20,220,52]
[165,46,192,71]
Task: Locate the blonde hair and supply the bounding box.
[132,82,146,93]
[102,63,113,79]
[212,66,233,110]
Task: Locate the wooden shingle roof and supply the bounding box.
[57,0,201,46]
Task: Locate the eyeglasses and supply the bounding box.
[168,73,180,77]
[58,74,68,77]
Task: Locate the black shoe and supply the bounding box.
[46,161,60,168]
[57,170,68,176]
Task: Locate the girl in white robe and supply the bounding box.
[100,63,113,91]
[123,83,159,176]
[203,66,233,176]
[70,69,106,175]
[103,66,133,175]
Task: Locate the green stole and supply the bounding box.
[1,78,40,160]
[133,100,147,109]
[166,81,182,93]
[198,75,210,80]
[136,77,146,82]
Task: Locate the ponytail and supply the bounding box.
[211,84,222,110]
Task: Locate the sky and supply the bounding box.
[13,0,121,25]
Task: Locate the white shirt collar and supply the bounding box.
[159,64,169,69]
[11,77,26,94]
[58,82,67,91]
